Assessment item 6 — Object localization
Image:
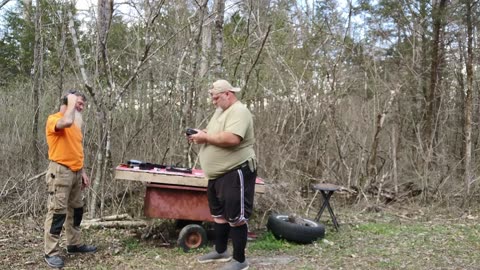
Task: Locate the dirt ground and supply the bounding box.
[1,204,480,270]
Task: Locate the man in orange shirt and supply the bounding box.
[43,90,96,268]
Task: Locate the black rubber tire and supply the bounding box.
[267,214,325,244]
[177,224,207,252]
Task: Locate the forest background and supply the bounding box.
[0,0,479,224]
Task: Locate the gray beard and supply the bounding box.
[74,110,83,129]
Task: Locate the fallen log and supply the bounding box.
[82,220,147,229]
[87,214,133,223]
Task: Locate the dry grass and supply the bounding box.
[1,205,480,270]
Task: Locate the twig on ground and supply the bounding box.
[26,171,47,182]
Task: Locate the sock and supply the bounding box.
[214,223,230,254]
[230,223,248,263]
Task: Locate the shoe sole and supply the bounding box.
[198,256,232,263]
[44,257,64,269]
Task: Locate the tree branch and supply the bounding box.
[244,24,271,92]
[67,10,95,104]
[0,0,11,9]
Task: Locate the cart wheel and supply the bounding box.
[177,224,207,252]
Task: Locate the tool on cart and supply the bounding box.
[125,160,191,173]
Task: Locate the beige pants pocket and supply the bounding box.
[46,162,71,213]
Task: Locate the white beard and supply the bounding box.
[74,110,83,129]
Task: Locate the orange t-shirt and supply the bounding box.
[46,112,84,172]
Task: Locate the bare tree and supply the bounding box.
[4,0,480,220]
[31,0,43,173]
[68,1,166,218]
[0,0,11,9]
[424,0,447,148]
[22,0,31,20]
[90,0,114,219]
[182,0,208,167]
[366,87,399,180]
[212,0,225,78]
[463,0,475,198]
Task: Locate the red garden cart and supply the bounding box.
[114,164,265,251]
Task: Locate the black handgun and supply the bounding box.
[185,128,198,136]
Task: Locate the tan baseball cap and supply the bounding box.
[209,79,241,94]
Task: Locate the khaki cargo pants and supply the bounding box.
[44,161,84,256]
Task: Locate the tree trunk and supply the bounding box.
[424,0,447,147]
[22,0,32,21]
[391,124,398,194]
[90,0,114,219]
[463,0,474,198]
[421,0,447,201]
[31,0,43,173]
[95,0,113,79]
[366,88,398,180]
[100,112,113,216]
[199,11,211,78]
[183,0,208,166]
[212,0,225,78]
[57,4,68,95]
[67,11,93,93]
[90,119,105,218]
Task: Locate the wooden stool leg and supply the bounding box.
[324,192,340,231]
[315,191,331,222]
[315,191,339,231]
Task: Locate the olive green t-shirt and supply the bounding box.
[199,101,256,179]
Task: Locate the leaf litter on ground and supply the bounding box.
[1,204,479,270]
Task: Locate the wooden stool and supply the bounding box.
[312,183,340,231]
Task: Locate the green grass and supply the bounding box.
[311,217,480,269]
[248,231,295,251]
[122,237,140,251]
[3,210,480,269]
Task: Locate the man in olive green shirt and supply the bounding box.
[188,79,256,270]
